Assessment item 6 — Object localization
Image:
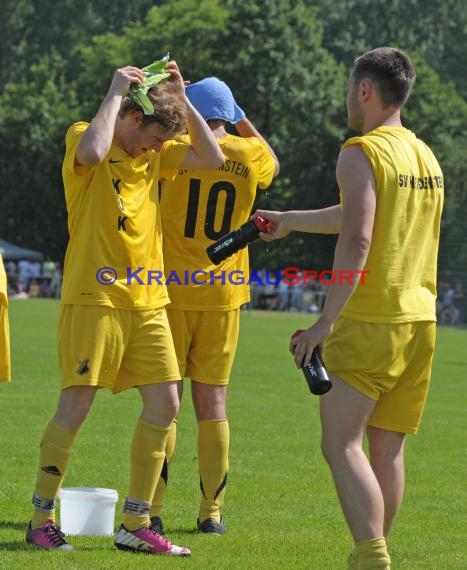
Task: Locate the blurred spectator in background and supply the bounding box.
[13,279,29,300]
[42,257,56,281]
[438,282,460,325]
[30,260,41,282]
[29,279,40,299]
[453,282,464,324]
[18,259,31,288]
[6,260,17,281]
[303,283,321,313]
[46,262,62,299]
[289,271,303,312]
[274,273,290,311]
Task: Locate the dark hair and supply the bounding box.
[351,47,416,108]
[120,77,188,134]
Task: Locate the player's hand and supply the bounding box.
[289,319,333,368]
[108,66,145,97]
[165,60,185,92]
[252,209,290,241]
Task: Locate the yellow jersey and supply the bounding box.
[160,134,275,310]
[0,254,7,305]
[341,126,443,323]
[61,122,189,310]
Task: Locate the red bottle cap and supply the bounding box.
[291,329,305,340]
[252,216,269,233]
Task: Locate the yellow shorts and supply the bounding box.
[0,301,11,381]
[323,317,436,434]
[58,305,180,393]
[166,308,240,385]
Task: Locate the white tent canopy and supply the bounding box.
[0,239,44,261]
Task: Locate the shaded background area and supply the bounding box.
[0,0,465,318]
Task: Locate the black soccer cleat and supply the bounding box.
[149,516,165,536]
[197,517,227,535]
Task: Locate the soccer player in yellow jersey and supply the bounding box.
[0,254,11,382]
[25,61,224,555]
[256,48,443,569]
[150,77,279,534]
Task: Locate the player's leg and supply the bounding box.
[149,308,190,530]
[187,309,239,534]
[121,381,180,531]
[26,305,124,550]
[320,375,390,569]
[150,417,178,534]
[191,381,229,533]
[320,375,382,540]
[29,386,97,528]
[114,308,189,556]
[367,426,405,536]
[321,318,394,569]
[366,321,436,538]
[0,300,11,382]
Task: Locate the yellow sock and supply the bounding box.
[198,419,229,523]
[348,537,391,570]
[150,419,176,518]
[123,419,170,531]
[31,421,76,529]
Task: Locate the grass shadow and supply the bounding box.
[0,521,28,532]
[0,541,27,551]
[0,520,27,532]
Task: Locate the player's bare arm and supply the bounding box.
[168,62,224,171]
[254,205,342,242]
[235,117,280,177]
[290,145,376,368]
[76,66,145,167]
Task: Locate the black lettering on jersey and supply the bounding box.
[398,173,443,191]
[118,216,128,231]
[217,160,250,179]
[112,179,122,194]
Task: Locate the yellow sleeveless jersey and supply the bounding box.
[0,254,7,305]
[61,122,188,309]
[341,126,443,323]
[160,134,275,310]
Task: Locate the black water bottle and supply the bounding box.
[206,216,269,265]
[291,330,332,395]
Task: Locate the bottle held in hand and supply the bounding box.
[291,330,332,395]
[206,216,269,265]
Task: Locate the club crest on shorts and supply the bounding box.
[77,358,90,375]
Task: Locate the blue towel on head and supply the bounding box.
[186,77,245,124]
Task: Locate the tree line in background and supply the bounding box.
[0,0,466,284]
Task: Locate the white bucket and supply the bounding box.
[59,487,118,536]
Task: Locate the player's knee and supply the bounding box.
[320,437,334,466]
[54,386,96,430]
[54,402,91,431]
[320,435,357,467]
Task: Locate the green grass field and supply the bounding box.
[0,300,466,569]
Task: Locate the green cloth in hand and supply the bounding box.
[129,54,171,115]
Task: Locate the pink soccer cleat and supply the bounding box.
[25,520,73,551]
[114,524,191,556]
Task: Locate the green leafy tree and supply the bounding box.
[315,0,467,99]
[0,0,161,81]
[75,0,229,118]
[404,54,467,281]
[212,0,347,271]
[72,0,349,272]
[0,52,79,259]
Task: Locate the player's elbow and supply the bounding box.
[347,233,372,258]
[76,146,106,167]
[207,149,225,169]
